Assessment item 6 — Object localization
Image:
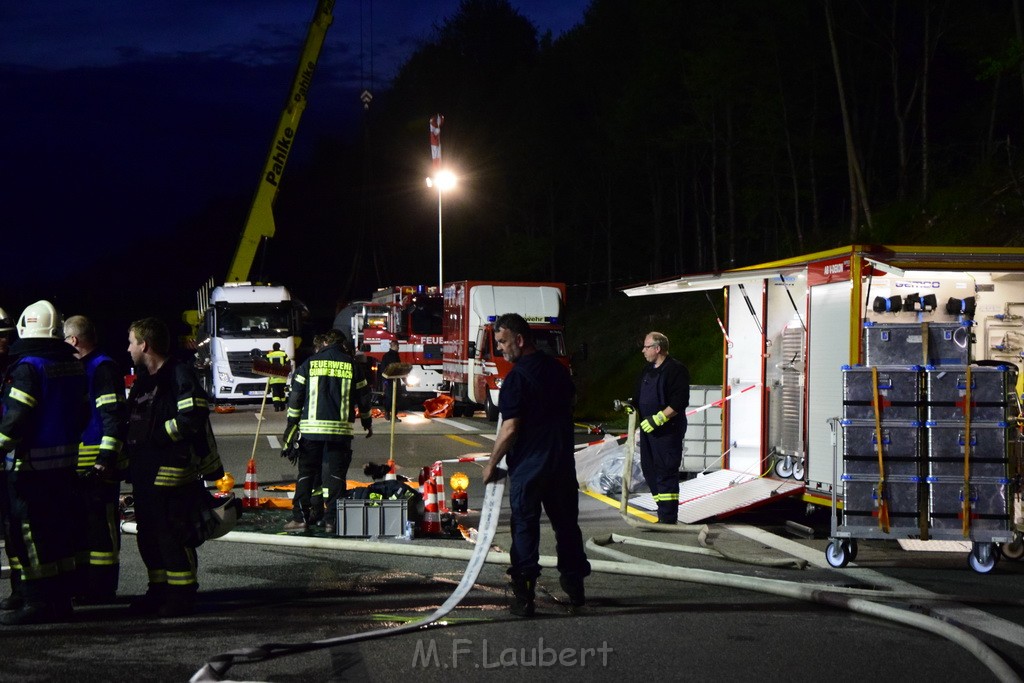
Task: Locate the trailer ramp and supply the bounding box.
[630,470,804,523]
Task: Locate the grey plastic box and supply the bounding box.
[842,366,922,421]
[925,365,1013,422]
[863,322,971,366]
[336,499,409,537]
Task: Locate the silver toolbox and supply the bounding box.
[927,475,1011,534]
[842,474,921,530]
[336,498,409,537]
[842,365,922,421]
[841,419,921,477]
[925,364,1013,422]
[863,322,971,366]
[925,420,1009,478]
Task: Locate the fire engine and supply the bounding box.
[442,281,569,420]
[340,286,445,405]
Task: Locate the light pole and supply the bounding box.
[426,169,456,292]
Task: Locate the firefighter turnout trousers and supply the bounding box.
[639,428,684,523]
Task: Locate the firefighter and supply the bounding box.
[635,331,690,524]
[63,315,127,604]
[125,317,223,618]
[0,307,19,611]
[282,330,373,533]
[380,340,402,422]
[266,342,289,412]
[0,300,89,625]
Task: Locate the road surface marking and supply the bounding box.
[431,417,479,432]
[266,435,281,449]
[446,435,481,447]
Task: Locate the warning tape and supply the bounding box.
[685,383,759,417]
[190,470,508,682]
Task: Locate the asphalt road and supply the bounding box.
[3,405,1024,682]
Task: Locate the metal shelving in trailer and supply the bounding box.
[623,245,1024,570]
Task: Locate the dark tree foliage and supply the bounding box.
[272,0,1024,310]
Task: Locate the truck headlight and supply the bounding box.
[405,373,421,388]
[218,371,231,383]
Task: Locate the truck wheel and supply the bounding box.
[485,393,499,422]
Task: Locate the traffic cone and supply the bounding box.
[432,462,448,512]
[243,457,259,509]
[386,458,397,481]
[420,476,441,535]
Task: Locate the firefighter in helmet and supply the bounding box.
[0,300,89,624]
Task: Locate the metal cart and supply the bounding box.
[825,363,1018,574]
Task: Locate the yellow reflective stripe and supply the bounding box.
[95,392,120,407]
[294,375,307,386]
[287,408,301,419]
[154,465,197,486]
[88,550,118,566]
[355,378,367,390]
[148,569,167,584]
[177,397,195,410]
[167,570,197,587]
[0,432,15,449]
[79,444,101,455]
[8,387,36,407]
[299,420,352,436]
[101,436,123,452]
[164,418,182,441]
[77,454,98,469]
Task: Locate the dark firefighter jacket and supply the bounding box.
[284,343,371,442]
[126,358,223,488]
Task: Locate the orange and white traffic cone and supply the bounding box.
[386,458,397,481]
[432,461,448,512]
[420,476,441,535]
[243,457,258,509]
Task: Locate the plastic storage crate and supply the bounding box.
[863,322,971,366]
[336,499,409,537]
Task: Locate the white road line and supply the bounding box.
[724,523,1024,648]
[432,417,481,432]
[266,435,281,449]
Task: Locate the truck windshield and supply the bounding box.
[406,297,443,336]
[215,303,294,339]
[534,329,566,357]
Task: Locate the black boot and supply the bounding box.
[559,574,586,608]
[509,576,535,617]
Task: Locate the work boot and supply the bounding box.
[559,575,586,608]
[0,602,69,626]
[508,576,535,617]
[128,585,168,616]
[283,519,307,533]
[156,591,195,618]
[0,595,25,611]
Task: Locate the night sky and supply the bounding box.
[1,1,586,332]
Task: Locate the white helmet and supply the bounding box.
[17,300,61,339]
[0,308,13,333]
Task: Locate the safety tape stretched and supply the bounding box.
[189,471,507,682]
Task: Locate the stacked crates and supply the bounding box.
[925,365,1014,538]
[841,366,924,533]
[839,321,1016,541]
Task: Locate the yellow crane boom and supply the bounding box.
[227,0,334,283]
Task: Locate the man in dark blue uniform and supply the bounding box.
[635,331,690,524]
[482,313,590,617]
[0,300,89,624]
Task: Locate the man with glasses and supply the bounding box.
[635,332,690,524]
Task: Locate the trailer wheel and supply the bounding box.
[825,540,849,568]
[775,456,794,479]
[968,542,998,574]
[485,393,499,422]
[1000,534,1024,561]
[844,539,858,562]
[793,459,806,481]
